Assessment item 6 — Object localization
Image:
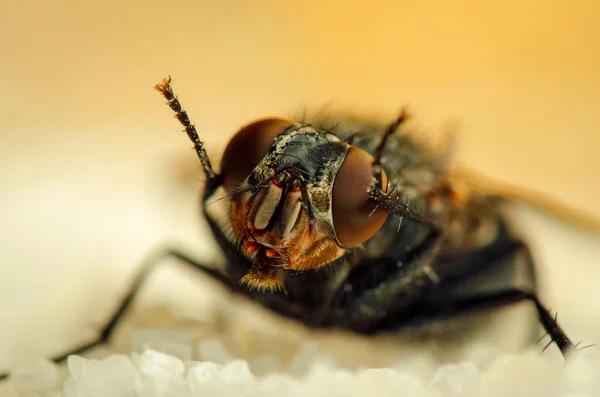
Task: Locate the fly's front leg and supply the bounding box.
[0,244,232,381]
[332,228,444,334]
[96,244,236,343]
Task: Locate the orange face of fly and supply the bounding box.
[218,118,389,292]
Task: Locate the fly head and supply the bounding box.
[218,118,389,292]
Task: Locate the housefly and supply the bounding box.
[0,76,577,380]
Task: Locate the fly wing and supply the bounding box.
[453,166,600,233]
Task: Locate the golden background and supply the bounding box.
[1,0,599,370]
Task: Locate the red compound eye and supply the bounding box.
[332,146,389,247]
[220,118,294,194]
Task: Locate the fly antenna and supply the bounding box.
[154,76,218,183]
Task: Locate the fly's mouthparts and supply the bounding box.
[249,179,304,241]
[265,249,277,258]
[245,243,258,255]
[241,237,284,259]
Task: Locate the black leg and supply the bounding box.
[333,229,444,332]
[373,108,410,165]
[154,76,219,184]
[374,239,576,358]
[0,244,232,381]
[419,240,577,358]
[435,289,576,357]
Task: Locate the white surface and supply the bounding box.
[4,335,600,397]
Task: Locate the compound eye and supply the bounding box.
[332,146,389,247]
[221,118,295,194]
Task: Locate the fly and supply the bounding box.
[0,76,580,380]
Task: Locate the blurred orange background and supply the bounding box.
[1,0,599,370]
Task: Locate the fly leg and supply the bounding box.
[418,239,576,358]
[431,288,576,357]
[331,229,444,333]
[0,244,232,381]
[384,238,575,358]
